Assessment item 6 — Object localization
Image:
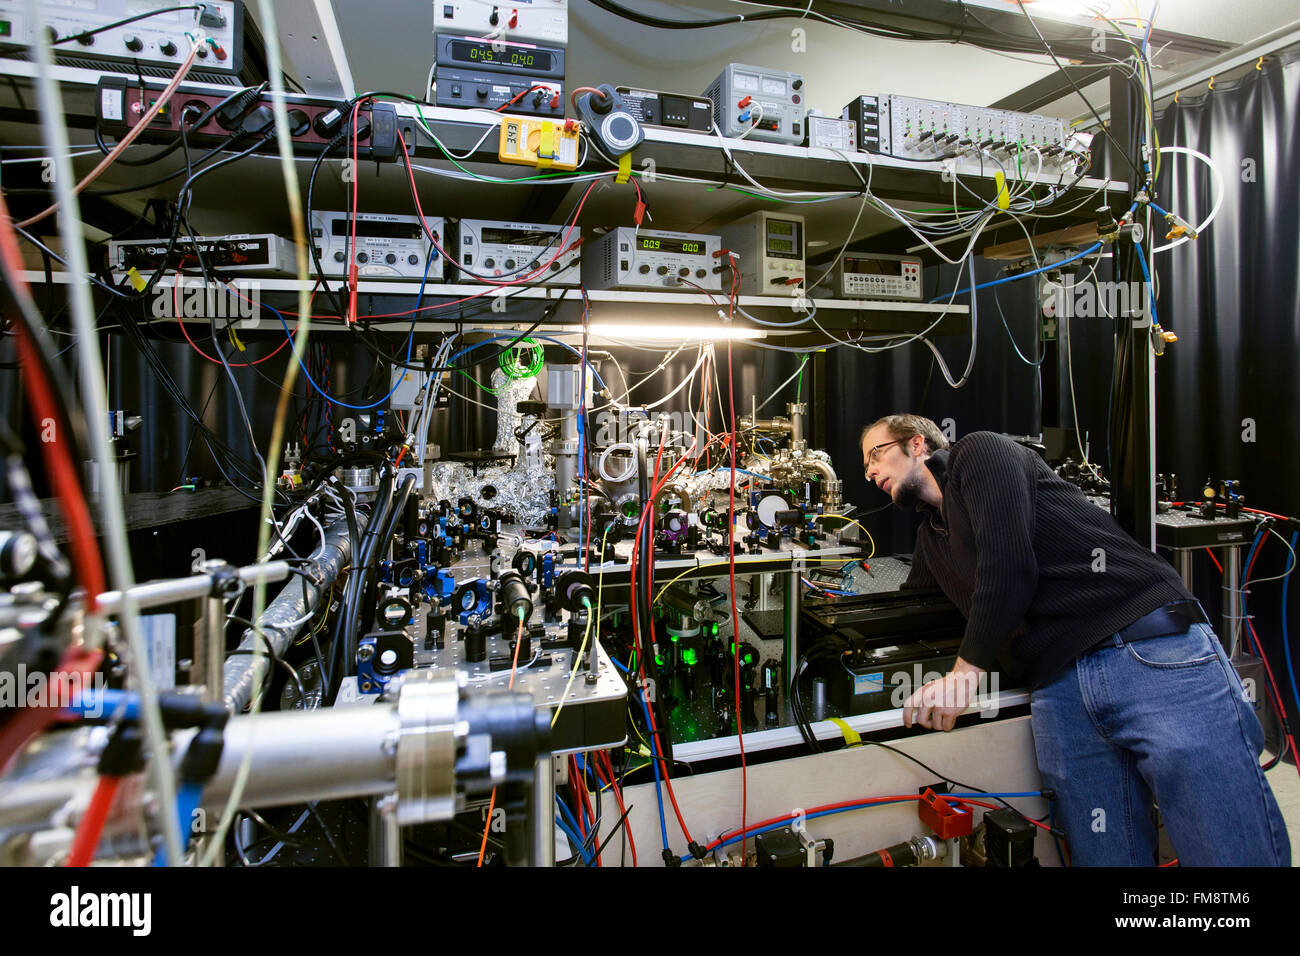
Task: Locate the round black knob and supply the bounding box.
[678,267,690,277]
[504,259,516,269]
[124,35,143,52]
[484,258,495,268]
[792,78,803,90]
[529,260,540,270]
[385,253,397,264]
[334,251,345,262]
[638,264,651,274]
[551,262,562,271]
[475,86,488,98]
[408,254,419,265]
[159,40,177,56]
[657,266,669,276]
[589,88,614,115]
[357,252,369,264]
[696,269,706,278]
[77,32,95,46]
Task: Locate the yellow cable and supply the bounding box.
[830,517,876,558]
[551,596,594,729]
[594,523,612,640]
[628,706,650,748]
[651,547,877,605]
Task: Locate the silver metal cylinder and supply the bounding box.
[532,755,555,867]
[1173,550,1194,592]
[341,466,378,503]
[1223,545,1242,656]
[370,795,402,867]
[203,596,224,705]
[394,670,461,825]
[551,413,580,529]
[201,705,400,810]
[97,561,290,616]
[910,833,949,863]
[786,402,807,445]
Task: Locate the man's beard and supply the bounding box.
[892,469,926,510]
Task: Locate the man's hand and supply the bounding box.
[901,658,985,732]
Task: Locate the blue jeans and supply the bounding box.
[1030,621,1291,866]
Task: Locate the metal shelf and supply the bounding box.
[24,271,969,338]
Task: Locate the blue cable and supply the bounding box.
[1245,527,1300,730]
[1283,532,1300,727]
[1133,241,1159,325]
[635,686,671,853]
[68,688,139,721]
[929,243,1102,302]
[1148,201,1170,219]
[555,796,594,865]
[677,790,1048,863]
[927,203,1140,304]
[554,812,593,866]
[243,259,434,410]
[274,300,416,410]
[154,782,205,866]
[677,799,914,862]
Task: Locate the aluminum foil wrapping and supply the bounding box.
[426,368,554,524]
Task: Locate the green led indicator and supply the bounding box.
[708,622,719,637]
[0,20,11,37]
[655,653,665,667]
[670,633,679,642]
[682,649,698,666]
[744,653,754,665]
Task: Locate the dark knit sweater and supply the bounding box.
[903,432,1190,689]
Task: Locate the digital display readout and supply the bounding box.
[637,237,705,255]
[450,40,552,71]
[481,228,557,247]
[332,221,424,240]
[765,219,801,258]
[844,257,908,276]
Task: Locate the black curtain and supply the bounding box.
[1147,51,1300,693]
[822,256,1045,559]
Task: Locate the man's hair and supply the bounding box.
[861,414,949,455]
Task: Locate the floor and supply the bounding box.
[1263,750,1300,866]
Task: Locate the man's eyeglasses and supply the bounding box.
[864,438,905,473]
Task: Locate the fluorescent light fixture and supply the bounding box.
[588,323,764,341]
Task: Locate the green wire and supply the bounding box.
[456,369,507,394]
[499,338,544,379]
